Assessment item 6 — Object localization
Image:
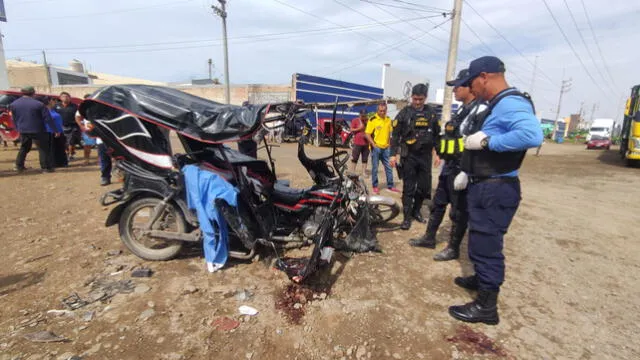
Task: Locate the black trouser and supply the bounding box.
[401,150,432,218]
[426,167,469,246]
[52,134,68,167]
[16,132,52,170]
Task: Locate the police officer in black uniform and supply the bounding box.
[390,84,441,231]
[409,70,487,259]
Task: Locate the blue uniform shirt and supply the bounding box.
[483,91,543,177]
[46,109,64,133]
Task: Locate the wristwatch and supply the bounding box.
[481,136,490,149]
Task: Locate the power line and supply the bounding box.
[541,0,613,101]
[562,0,614,93]
[322,18,451,76]
[358,0,447,14]
[5,15,432,52]
[12,0,193,22]
[389,0,448,12]
[271,0,435,65]
[580,0,617,88]
[332,0,445,56]
[464,0,556,87]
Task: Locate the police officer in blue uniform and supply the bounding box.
[390,84,441,231]
[447,56,543,325]
[409,70,487,260]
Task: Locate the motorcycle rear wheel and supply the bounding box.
[119,197,186,261]
[369,201,400,225]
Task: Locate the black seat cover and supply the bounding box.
[272,182,307,206]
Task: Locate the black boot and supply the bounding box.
[408,233,435,248]
[412,198,426,223]
[433,223,462,261]
[448,290,500,325]
[454,275,478,291]
[412,211,426,224]
[400,217,412,230]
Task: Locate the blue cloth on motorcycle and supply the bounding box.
[182,164,238,270]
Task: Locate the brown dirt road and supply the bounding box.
[0,141,638,360]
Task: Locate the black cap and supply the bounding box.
[446,69,470,87]
[21,86,35,95]
[451,56,506,87]
[411,83,429,96]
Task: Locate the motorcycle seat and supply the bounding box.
[272,182,308,206]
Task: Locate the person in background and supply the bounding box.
[56,91,81,162]
[41,96,67,168]
[390,84,441,231]
[10,86,57,173]
[76,94,95,165]
[75,94,112,185]
[365,103,399,195]
[350,109,370,176]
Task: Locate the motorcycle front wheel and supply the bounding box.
[368,200,400,225]
[119,197,186,261]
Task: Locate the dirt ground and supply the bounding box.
[0,140,639,360]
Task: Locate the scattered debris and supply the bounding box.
[182,285,198,295]
[82,311,95,322]
[62,293,89,310]
[134,284,151,294]
[212,317,240,331]
[131,268,153,278]
[447,325,509,358]
[47,309,75,318]
[238,306,259,316]
[138,309,156,322]
[235,289,253,302]
[106,250,122,257]
[23,330,68,343]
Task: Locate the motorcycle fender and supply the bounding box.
[105,202,127,227]
[366,194,397,206]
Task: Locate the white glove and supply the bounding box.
[465,131,487,150]
[453,171,469,191]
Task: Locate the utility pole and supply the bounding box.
[441,0,463,124]
[590,102,598,122]
[207,58,213,80]
[42,50,52,92]
[212,0,230,104]
[553,75,572,139]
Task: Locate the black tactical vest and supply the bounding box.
[405,107,436,151]
[461,89,535,177]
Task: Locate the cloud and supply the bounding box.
[3,0,637,121]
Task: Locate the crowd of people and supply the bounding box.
[348,56,543,325]
[7,87,112,185]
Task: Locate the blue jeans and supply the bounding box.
[98,143,112,180]
[371,146,394,188]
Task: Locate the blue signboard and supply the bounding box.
[0,0,6,22]
[293,73,384,127]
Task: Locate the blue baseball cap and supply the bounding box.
[446,69,470,87]
[448,56,506,87]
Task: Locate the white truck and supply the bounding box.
[587,118,614,141]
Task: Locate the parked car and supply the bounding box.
[586,135,611,150]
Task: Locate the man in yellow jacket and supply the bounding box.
[365,103,400,195]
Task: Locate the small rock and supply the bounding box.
[235,289,253,301]
[392,353,402,359]
[138,309,155,321]
[319,292,327,300]
[293,343,300,350]
[182,285,198,295]
[147,301,155,308]
[245,352,254,359]
[276,329,283,335]
[157,337,165,344]
[83,343,102,357]
[356,346,366,359]
[131,268,153,278]
[293,303,302,309]
[134,284,151,293]
[346,347,354,356]
[23,331,68,343]
[106,250,122,257]
[82,311,95,322]
[57,352,75,360]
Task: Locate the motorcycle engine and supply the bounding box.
[301,207,329,238]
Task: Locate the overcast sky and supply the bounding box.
[2,0,637,121]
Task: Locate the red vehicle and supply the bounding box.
[586,135,611,150]
[309,118,353,148]
[0,90,82,144]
